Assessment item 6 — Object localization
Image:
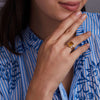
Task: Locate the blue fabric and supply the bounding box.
[0,12,100,100]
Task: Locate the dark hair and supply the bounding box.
[0,0,30,53]
[82,6,86,12]
[0,0,85,54]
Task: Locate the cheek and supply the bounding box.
[34,0,54,13]
[34,0,48,9]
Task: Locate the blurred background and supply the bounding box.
[0,0,100,13]
[86,0,100,13]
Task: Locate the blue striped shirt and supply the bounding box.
[0,12,100,100]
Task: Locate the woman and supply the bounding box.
[0,0,100,100]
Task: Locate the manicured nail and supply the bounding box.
[75,11,82,16]
[81,14,87,20]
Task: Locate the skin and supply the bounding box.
[30,0,87,39]
[26,0,90,100]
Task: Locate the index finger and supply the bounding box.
[50,11,82,41]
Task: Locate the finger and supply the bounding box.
[70,43,90,61]
[66,31,91,52]
[49,11,82,41]
[56,14,87,46]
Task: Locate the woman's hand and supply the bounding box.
[26,11,91,100]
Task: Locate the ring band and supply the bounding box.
[66,41,75,51]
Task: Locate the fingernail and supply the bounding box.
[81,14,87,20]
[86,43,90,47]
[75,11,82,16]
[87,32,91,35]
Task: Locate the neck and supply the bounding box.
[29,2,61,40]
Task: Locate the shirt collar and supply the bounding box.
[16,24,85,53]
[23,27,43,51]
[15,27,43,53]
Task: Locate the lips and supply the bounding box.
[59,1,80,11]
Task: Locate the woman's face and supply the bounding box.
[33,0,87,21]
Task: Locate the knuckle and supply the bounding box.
[51,43,58,52]
[84,31,91,38]
[75,33,90,43]
[83,34,89,39]
[72,19,83,30]
[78,33,90,42]
[77,18,83,24]
[79,46,87,53]
[66,27,73,33]
[61,48,70,58]
[77,35,85,42]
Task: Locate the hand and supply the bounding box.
[26,11,91,100]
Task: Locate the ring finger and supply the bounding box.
[56,14,87,47]
[64,31,91,53]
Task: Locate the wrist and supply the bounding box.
[26,76,54,100]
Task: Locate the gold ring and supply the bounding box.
[66,41,75,51]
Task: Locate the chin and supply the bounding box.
[53,5,84,22]
[54,12,74,22]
